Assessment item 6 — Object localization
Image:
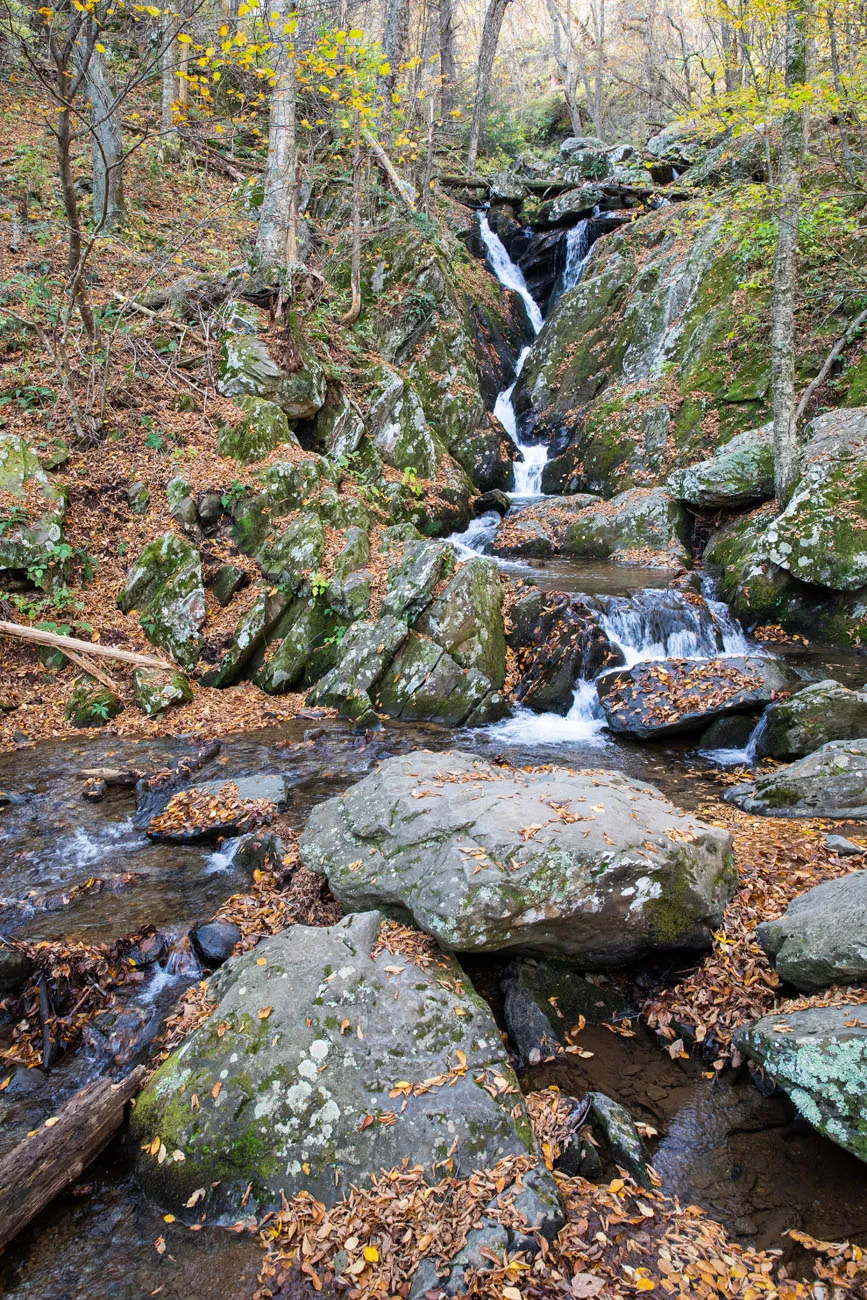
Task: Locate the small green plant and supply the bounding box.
[310,570,329,598]
[90,699,112,722]
[323,625,348,648]
[221,481,248,512]
[402,467,423,498]
[145,431,164,451]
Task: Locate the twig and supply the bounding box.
[795,304,867,424]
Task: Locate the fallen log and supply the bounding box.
[362,129,416,209]
[78,766,146,787]
[0,1066,145,1250]
[0,620,172,671]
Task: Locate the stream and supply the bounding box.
[1,216,866,1296]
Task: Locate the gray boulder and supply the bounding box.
[218,331,327,420]
[372,635,502,726]
[757,871,867,989]
[299,750,735,965]
[133,667,193,717]
[118,532,205,670]
[381,539,450,622]
[415,555,506,687]
[752,680,867,759]
[503,958,628,1065]
[733,1005,867,1163]
[564,488,690,567]
[726,739,867,818]
[131,911,549,1218]
[667,425,774,509]
[597,655,793,739]
[307,615,409,722]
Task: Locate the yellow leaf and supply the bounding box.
[95,41,106,51]
[258,1006,272,1019]
[177,31,192,43]
[44,1116,59,1128]
[163,1214,176,1223]
[503,1289,522,1300]
[635,1281,656,1292]
[363,1245,379,1263]
[348,27,363,38]
[378,61,390,75]
[607,1178,625,1193]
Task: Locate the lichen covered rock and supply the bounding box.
[218,330,327,420]
[733,1006,867,1163]
[118,532,205,669]
[217,396,298,464]
[757,871,867,990]
[133,667,193,717]
[727,739,867,818]
[753,680,867,759]
[0,433,67,588]
[299,750,735,964]
[564,488,690,566]
[667,424,774,509]
[131,911,547,1218]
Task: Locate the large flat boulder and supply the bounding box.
[733,1006,867,1163]
[757,871,867,990]
[597,655,792,739]
[753,679,867,759]
[299,751,736,965]
[132,911,549,1218]
[727,739,867,818]
[667,424,774,509]
[563,488,690,567]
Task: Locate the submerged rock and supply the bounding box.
[752,680,867,759]
[299,750,735,965]
[145,775,288,843]
[588,1091,650,1184]
[191,921,242,967]
[733,1005,867,1163]
[726,739,867,818]
[597,655,792,739]
[118,532,205,670]
[757,871,867,990]
[131,911,549,1219]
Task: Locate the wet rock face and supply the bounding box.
[757,870,867,990]
[733,1005,867,1163]
[597,655,795,740]
[299,750,736,965]
[726,739,867,818]
[753,680,867,760]
[509,590,623,715]
[143,774,288,843]
[132,911,548,1219]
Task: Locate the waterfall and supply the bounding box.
[559,219,593,295]
[478,213,544,334]
[478,214,548,497]
[584,589,752,668]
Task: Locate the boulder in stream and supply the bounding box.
[144,775,288,843]
[733,1005,867,1163]
[502,958,629,1065]
[752,679,867,760]
[509,590,623,715]
[563,488,690,568]
[597,655,793,739]
[299,751,736,965]
[726,739,867,818]
[132,910,550,1219]
[757,871,867,990]
[666,424,774,510]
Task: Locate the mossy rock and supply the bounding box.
[118,532,205,670]
[0,433,68,589]
[218,396,298,464]
[133,667,193,717]
[415,555,506,687]
[131,911,547,1219]
[564,487,689,565]
[218,328,327,420]
[754,680,867,760]
[64,675,123,727]
[256,514,325,592]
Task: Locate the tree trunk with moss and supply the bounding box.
[772,0,808,507]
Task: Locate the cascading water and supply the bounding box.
[584,588,752,668]
[557,217,594,297]
[478,214,548,497]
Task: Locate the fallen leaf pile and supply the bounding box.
[645,809,867,1061]
[255,1149,864,1300]
[148,782,278,839]
[604,659,774,728]
[371,920,444,970]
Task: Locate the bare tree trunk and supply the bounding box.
[78,25,124,229]
[382,0,410,127]
[50,26,96,339]
[827,4,856,181]
[772,0,808,506]
[161,14,177,137]
[546,0,582,133]
[438,0,457,113]
[593,0,605,138]
[254,0,297,280]
[340,104,362,325]
[467,0,513,172]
